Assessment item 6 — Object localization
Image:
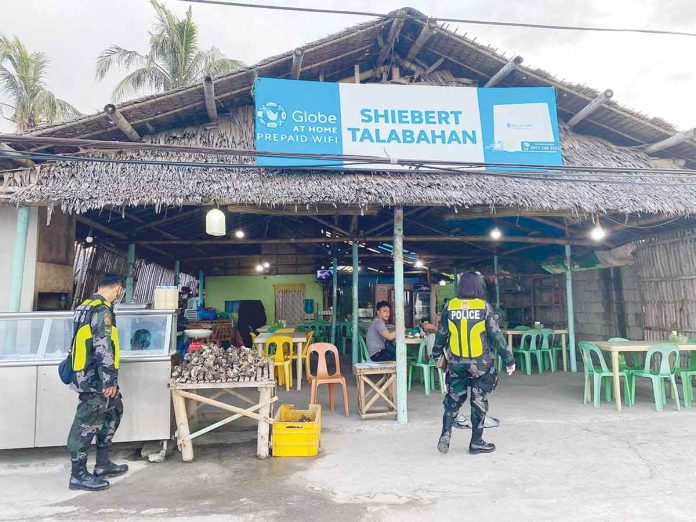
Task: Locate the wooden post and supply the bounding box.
[485,56,524,87]
[104,104,141,142]
[7,207,30,312]
[567,90,613,128]
[354,64,360,84]
[493,254,501,308]
[171,391,194,462]
[565,244,577,372]
[126,242,136,303]
[394,207,407,424]
[352,241,359,365]
[331,258,338,345]
[257,386,272,459]
[290,49,304,80]
[198,270,205,308]
[174,259,180,287]
[203,76,218,122]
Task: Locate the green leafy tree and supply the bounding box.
[0,34,81,131]
[96,0,243,101]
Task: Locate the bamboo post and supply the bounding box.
[7,207,30,312]
[394,207,407,424]
[352,241,359,365]
[331,258,338,345]
[565,244,578,372]
[493,254,501,309]
[171,390,194,462]
[257,386,273,459]
[198,270,205,308]
[174,259,180,287]
[125,242,136,303]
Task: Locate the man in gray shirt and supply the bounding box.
[367,301,396,361]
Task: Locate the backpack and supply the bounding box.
[58,355,73,385]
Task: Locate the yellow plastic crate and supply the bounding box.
[272,404,321,457]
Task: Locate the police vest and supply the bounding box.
[446,298,487,358]
[71,298,120,371]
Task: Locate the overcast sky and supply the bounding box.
[1,0,694,133]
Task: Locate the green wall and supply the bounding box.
[205,274,324,321]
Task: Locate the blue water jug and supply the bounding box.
[304,299,314,314]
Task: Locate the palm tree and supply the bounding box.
[0,34,82,131]
[96,0,244,101]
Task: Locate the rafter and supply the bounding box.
[104,104,141,142]
[567,89,613,129]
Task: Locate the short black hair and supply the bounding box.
[98,273,124,289]
[457,272,487,300]
[375,301,391,312]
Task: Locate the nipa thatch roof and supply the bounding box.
[9,106,696,215]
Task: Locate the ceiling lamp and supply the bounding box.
[590,224,607,242]
[262,261,270,269]
[490,227,502,240]
[85,228,94,244]
[255,264,264,272]
[234,229,245,239]
[206,208,226,236]
[414,259,424,269]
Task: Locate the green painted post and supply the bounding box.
[493,254,501,308]
[331,258,338,345]
[125,243,136,303]
[394,207,407,424]
[352,241,359,365]
[565,244,578,372]
[198,270,205,308]
[7,207,30,312]
[174,259,180,287]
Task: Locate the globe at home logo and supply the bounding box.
[256,102,287,128]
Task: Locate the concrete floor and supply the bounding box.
[2,369,695,522]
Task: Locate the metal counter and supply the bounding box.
[0,309,175,450]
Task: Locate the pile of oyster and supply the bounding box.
[171,344,271,383]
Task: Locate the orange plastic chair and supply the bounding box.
[306,343,349,416]
[266,335,293,391]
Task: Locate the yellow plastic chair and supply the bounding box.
[266,335,293,391]
[288,330,315,382]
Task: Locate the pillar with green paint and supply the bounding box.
[125,242,136,303]
[394,207,407,424]
[351,241,359,365]
[565,244,577,372]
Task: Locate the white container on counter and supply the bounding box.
[154,286,178,310]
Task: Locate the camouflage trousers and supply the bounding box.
[67,392,123,465]
[443,362,491,439]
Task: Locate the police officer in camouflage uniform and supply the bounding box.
[431,272,516,455]
[67,274,128,491]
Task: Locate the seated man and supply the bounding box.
[367,301,396,361]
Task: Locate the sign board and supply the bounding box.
[254,78,562,169]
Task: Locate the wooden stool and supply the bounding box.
[353,362,397,420]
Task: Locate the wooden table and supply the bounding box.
[170,377,276,461]
[594,341,696,412]
[505,329,569,371]
[353,362,397,419]
[253,331,308,390]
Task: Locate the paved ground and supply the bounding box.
[1,370,695,521]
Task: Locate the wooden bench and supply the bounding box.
[353,362,397,420]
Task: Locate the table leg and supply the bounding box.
[562,334,568,372]
[257,387,272,459]
[296,341,303,391]
[254,341,262,356]
[611,351,622,412]
[507,333,513,352]
[171,390,194,462]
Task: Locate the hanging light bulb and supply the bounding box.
[255,264,264,272]
[263,261,270,269]
[414,259,424,269]
[439,280,447,286]
[206,208,226,236]
[234,229,245,239]
[85,228,94,244]
[490,227,502,240]
[590,224,607,241]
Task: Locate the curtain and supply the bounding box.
[274,284,305,325]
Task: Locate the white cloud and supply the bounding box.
[1,0,694,133]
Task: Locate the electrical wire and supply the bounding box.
[178,0,696,38]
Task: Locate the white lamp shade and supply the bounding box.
[206,208,226,236]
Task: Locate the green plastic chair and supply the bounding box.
[339,323,354,355]
[629,343,680,412]
[676,352,696,407]
[513,330,544,375]
[408,340,438,395]
[357,336,374,363]
[608,337,641,373]
[579,341,632,408]
[539,328,557,373]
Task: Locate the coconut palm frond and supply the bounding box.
[196,47,245,78]
[111,66,170,101]
[95,46,151,81]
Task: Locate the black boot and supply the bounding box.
[69,460,109,491]
[94,447,129,478]
[469,410,495,454]
[437,415,456,454]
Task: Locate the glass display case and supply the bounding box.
[0,309,174,450]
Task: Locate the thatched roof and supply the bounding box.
[2,6,695,215]
[8,106,696,215]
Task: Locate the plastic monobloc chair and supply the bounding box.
[676,350,696,407]
[408,340,438,395]
[539,328,557,373]
[579,341,632,408]
[358,336,375,363]
[513,330,544,375]
[266,335,294,391]
[630,343,681,411]
[307,343,350,416]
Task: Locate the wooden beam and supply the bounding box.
[405,21,437,61]
[606,214,680,232]
[525,216,570,231]
[444,208,580,220]
[377,9,407,66]
[645,128,696,155]
[226,205,378,216]
[290,49,304,80]
[307,215,350,237]
[76,216,172,259]
[104,104,141,142]
[130,208,201,233]
[202,76,218,122]
[363,207,424,235]
[0,143,34,168]
[423,56,445,75]
[349,215,359,235]
[484,56,524,87]
[567,89,613,129]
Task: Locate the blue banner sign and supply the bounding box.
[254,78,562,169]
